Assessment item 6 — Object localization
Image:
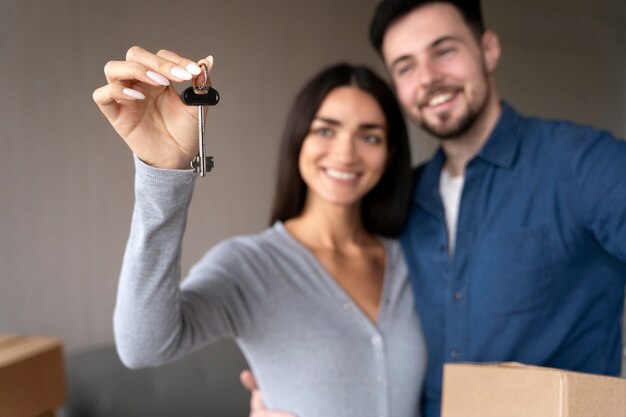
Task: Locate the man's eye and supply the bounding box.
[397,63,414,77]
[437,47,455,57]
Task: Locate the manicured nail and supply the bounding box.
[186,63,201,75]
[170,66,192,80]
[122,88,145,100]
[146,70,170,86]
[205,55,214,71]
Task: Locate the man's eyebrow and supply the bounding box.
[430,35,462,48]
[389,35,463,70]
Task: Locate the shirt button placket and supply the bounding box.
[372,335,385,386]
[370,331,389,417]
[447,288,465,361]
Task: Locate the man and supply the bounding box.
[247,1,626,416]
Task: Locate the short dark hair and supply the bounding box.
[269,63,412,237]
[370,0,486,55]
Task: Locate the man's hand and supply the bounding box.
[240,370,297,417]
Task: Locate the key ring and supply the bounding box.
[192,62,209,94]
[180,64,220,106]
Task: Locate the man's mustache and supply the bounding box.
[418,85,463,107]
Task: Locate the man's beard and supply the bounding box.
[417,84,489,140]
[419,106,477,139]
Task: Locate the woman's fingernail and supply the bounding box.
[170,66,192,80]
[205,55,214,71]
[146,70,170,86]
[186,63,201,75]
[122,88,145,100]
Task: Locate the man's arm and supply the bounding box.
[567,129,626,378]
[567,129,626,262]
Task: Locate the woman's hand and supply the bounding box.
[93,46,214,169]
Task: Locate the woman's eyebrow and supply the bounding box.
[313,117,341,126]
[313,117,386,130]
[359,123,386,130]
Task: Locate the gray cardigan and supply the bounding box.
[114,157,427,417]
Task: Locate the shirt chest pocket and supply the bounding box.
[473,226,555,315]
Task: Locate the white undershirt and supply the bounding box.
[439,170,465,256]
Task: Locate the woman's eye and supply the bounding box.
[314,127,334,138]
[361,134,383,144]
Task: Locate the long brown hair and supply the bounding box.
[269,63,412,237]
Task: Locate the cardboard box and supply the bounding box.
[441,362,626,417]
[0,334,66,417]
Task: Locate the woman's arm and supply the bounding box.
[95,48,240,368]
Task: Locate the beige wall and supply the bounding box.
[0,0,380,352]
[0,0,624,354]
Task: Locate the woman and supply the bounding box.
[93,46,427,417]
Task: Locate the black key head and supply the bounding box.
[181,86,220,106]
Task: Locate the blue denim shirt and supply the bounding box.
[401,103,626,417]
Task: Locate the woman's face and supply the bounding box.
[299,86,389,209]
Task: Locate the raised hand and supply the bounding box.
[93,46,214,169]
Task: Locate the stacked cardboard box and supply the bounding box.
[441,362,626,417]
[0,334,66,417]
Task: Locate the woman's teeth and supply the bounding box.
[325,168,357,180]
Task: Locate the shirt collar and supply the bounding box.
[412,102,523,211]
[413,149,446,217]
[475,101,523,169]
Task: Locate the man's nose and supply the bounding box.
[417,59,442,88]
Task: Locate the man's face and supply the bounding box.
[382,3,495,139]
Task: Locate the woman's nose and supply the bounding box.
[330,134,357,163]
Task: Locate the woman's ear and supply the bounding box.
[481,30,501,73]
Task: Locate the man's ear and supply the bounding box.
[481,30,501,72]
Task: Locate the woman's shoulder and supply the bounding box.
[376,236,408,278]
[206,222,293,265]
[190,223,311,293]
[377,235,402,257]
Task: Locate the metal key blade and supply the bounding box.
[190,105,204,175]
[198,106,206,176]
[190,104,214,175]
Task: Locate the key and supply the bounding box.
[180,63,220,176]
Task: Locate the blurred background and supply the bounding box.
[0,0,624,360]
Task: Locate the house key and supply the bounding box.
[180,62,220,176]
